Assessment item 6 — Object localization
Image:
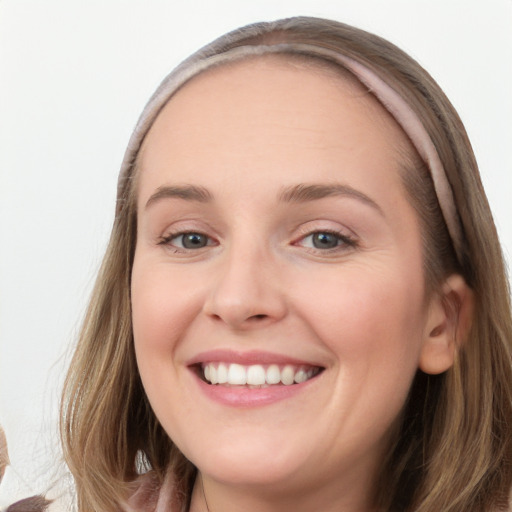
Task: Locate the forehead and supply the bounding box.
[137,55,415,198]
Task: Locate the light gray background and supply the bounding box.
[1,0,511,497]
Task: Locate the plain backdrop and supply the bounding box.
[1,0,511,497]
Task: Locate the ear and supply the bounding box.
[419,274,474,375]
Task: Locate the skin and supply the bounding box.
[131,57,457,512]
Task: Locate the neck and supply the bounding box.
[188,469,379,512]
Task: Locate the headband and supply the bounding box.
[118,43,463,263]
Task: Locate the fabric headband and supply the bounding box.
[118,43,464,263]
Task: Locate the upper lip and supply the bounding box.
[186,349,325,368]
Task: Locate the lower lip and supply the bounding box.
[192,371,320,407]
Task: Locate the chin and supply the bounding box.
[184,436,310,487]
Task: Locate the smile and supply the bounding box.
[202,362,322,387]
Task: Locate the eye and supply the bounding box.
[297,230,356,251]
[160,232,213,250]
[179,232,209,249]
[309,232,341,249]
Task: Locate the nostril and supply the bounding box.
[251,314,268,321]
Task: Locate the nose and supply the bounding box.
[203,243,288,330]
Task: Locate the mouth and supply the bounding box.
[198,362,323,388]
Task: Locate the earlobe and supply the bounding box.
[419,274,475,375]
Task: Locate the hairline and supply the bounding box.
[129,51,440,300]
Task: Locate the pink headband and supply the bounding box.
[119,43,463,262]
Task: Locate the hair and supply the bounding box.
[60,16,512,512]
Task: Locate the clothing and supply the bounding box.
[124,471,178,512]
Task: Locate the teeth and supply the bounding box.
[209,365,218,385]
[228,363,247,385]
[266,364,281,385]
[202,362,320,386]
[294,368,307,384]
[281,365,295,386]
[247,365,266,385]
[217,363,228,384]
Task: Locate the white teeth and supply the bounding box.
[217,363,228,384]
[266,364,281,385]
[228,363,247,385]
[281,365,295,385]
[247,364,266,385]
[209,365,218,385]
[202,362,320,386]
[294,369,307,383]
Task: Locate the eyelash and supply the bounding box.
[294,229,358,253]
[158,231,217,252]
[158,228,358,255]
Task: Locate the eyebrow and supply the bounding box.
[145,185,212,208]
[144,182,383,216]
[278,183,384,215]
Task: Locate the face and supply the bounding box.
[131,57,438,504]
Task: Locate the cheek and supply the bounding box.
[131,258,202,370]
[130,259,207,439]
[295,263,427,387]
[293,265,427,455]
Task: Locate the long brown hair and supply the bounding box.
[61,17,512,511]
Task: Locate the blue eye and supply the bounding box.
[162,232,211,250]
[181,233,209,249]
[310,232,341,249]
[176,233,208,249]
[298,231,355,251]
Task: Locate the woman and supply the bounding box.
[60,17,512,512]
